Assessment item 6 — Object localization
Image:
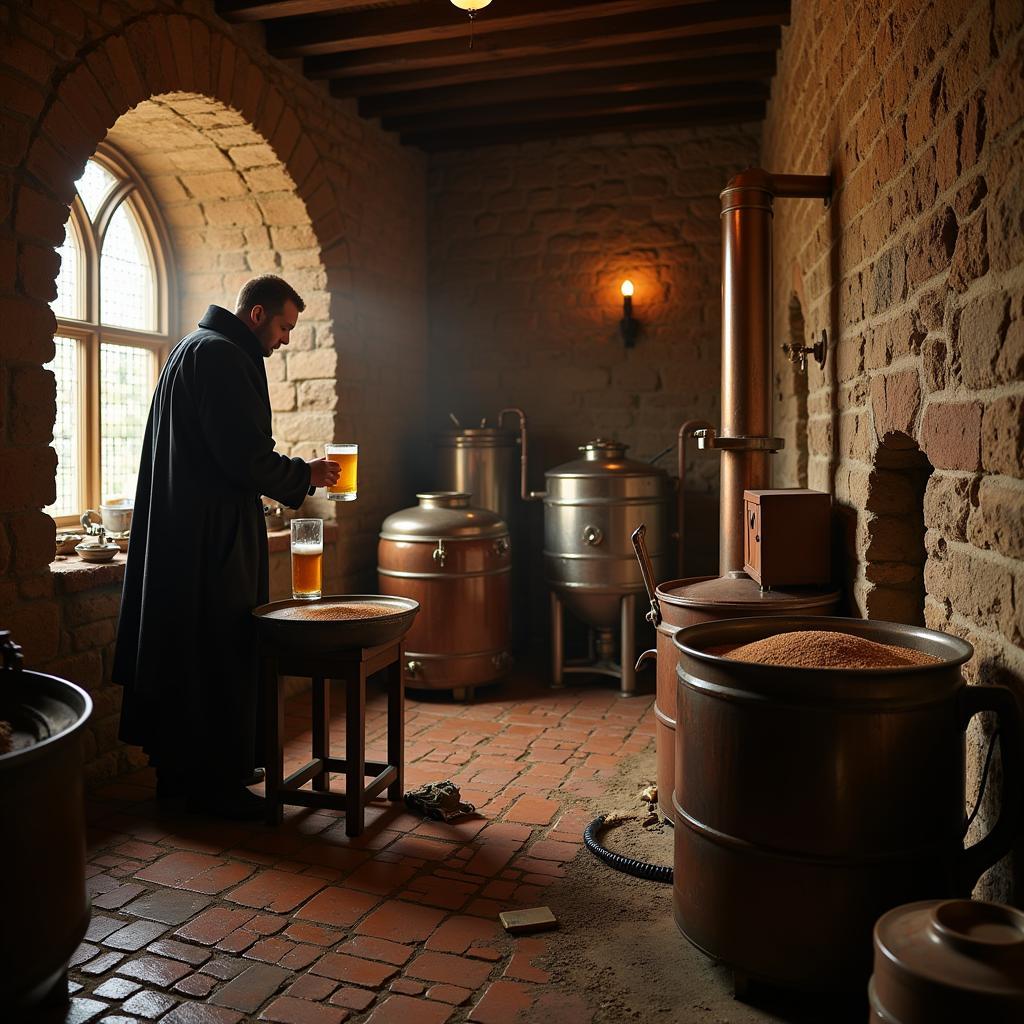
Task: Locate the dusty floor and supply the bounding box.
[49,664,867,1023]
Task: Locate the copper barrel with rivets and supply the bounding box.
[378,492,511,694]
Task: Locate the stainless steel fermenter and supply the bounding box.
[544,439,671,694]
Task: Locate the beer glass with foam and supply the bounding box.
[324,443,358,501]
[291,518,323,600]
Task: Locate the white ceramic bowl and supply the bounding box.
[74,542,120,564]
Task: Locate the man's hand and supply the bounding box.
[307,457,341,489]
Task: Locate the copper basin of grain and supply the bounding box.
[253,595,419,654]
[670,615,1024,992]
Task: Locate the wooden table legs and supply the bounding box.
[261,641,405,836]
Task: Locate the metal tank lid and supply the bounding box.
[545,438,667,479]
[657,571,840,610]
[435,427,518,448]
[380,492,508,541]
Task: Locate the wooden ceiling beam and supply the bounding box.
[270,0,707,58]
[402,100,766,150]
[322,28,780,92]
[379,82,769,134]
[216,0,421,22]
[358,53,775,119]
[275,0,789,61]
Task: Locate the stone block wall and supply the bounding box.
[0,0,427,782]
[763,0,1024,899]
[426,124,761,602]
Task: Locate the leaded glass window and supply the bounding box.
[47,150,171,529]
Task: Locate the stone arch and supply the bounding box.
[12,12,350,577]
[861,431,934,625]
[103,94,335,468]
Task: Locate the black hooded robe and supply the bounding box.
[112,305,312,788]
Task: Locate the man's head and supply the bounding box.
[235,275,306,358]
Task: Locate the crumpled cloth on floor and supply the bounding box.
[404,780,477,822]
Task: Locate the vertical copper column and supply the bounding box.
[717,170,831,575]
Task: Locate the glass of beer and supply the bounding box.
[324,443,358,501]
[291,518,323,600]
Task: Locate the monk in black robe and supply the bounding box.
[113,275,339,819]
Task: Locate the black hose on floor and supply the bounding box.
[583,814,673,884]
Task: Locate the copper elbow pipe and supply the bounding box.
[676,419,712,578]
[717,168,831,575]
[498,407,545,501]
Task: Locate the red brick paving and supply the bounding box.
[64,670,656,1021]
[365,993,453,1024]
[294,885,381,927]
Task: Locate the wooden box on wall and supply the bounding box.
[743,489,831,588]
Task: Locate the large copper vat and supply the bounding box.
[637,565,838,820]
[378,492,511,695]
[671,616,1024,991]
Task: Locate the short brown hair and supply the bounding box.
[235,275,305,316]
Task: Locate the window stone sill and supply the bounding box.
[48,524,341,593]
[50,555,126,593]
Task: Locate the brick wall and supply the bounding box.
[0,0,428,782]
[763,0,1024,900]
[426,124,761,598]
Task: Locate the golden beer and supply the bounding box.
[290,518,324,600]
[325,443,358,501]
[291,543,323,599]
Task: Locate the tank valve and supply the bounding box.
[432,540,447,567]
[406,660,422,677]
[582,525,604,546]
[493,537,510,557]
[782,329,828,372]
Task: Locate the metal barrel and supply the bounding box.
[670,615,1024,991]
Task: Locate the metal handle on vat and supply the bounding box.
[582,525,603,546]
[1,630,24,674]
[432,540,447,568]
[956,683,1024,894]
[635,648,657,672]
[630,524,662,626]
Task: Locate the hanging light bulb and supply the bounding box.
[450,0,492,49]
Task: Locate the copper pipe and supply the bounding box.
[676,419,712,578]
[498,407,546,501]
[717,169,831,575]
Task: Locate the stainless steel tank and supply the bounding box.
[435,426,520,528]
[378,492,511,698]
[545,439,672,626]
[545,439,671,694]
[435,409,544,650]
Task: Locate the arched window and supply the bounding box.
[47,148,174,527]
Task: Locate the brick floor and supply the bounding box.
[53,668,659,1022]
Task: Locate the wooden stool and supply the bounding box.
[260,639,404,835]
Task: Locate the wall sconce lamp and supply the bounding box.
[620,279,638,348]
